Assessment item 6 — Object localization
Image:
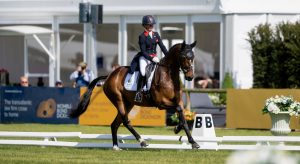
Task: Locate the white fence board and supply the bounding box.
[0,132,300,151]
[0,132,81,138]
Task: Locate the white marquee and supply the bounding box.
[0,0,299,88]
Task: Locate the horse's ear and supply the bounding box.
[181,40,186,50]
[190,41,197,48]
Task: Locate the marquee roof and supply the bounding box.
[0,26,52,35]
[0,0,299,24]
[0,25,82,36]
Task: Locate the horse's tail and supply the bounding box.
[69,75,108,118]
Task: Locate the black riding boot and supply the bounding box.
[134,76,146,103]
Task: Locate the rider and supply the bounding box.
[132,15,168,102]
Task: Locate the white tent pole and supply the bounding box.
[52,16,60,83]
[90,23,98,77]
[84,23,98,77]
[32,34,55,60]
[83,23,88,62]
[48,34,55,87]
[185,15,194,89]
[118,15,127,66]
[219,18,224,88]
[24,35,29,77]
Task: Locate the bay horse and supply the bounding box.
[69,41,200,150]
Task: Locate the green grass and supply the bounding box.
[0,124,299,164]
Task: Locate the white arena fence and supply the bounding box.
[0,114,299,151]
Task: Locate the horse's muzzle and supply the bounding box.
[185,76,194,81]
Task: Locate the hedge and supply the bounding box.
[248,22,300,88]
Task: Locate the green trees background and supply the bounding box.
[248,22,300,88]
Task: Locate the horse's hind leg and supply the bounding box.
[176,105,200,149]
[111,99,147,149]
[111,113,123,150]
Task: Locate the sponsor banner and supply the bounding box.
[79,87,166,126]
[0,86,79,124]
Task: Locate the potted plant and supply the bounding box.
[262,95,300,136]
[170,109,196,130]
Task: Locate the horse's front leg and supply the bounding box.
[174,116,183,134]
[176,106,200,149]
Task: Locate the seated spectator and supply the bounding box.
[0,68,10,86]
[55,80,63,88]
[111,63,120,71]
[37,77,44,87]
[19,76,29,87]
[194,76,213,89]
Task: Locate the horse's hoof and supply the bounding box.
[191,142,200,149]
[174,125,182,134]
[140,141,149,147]
[112,145,122,151]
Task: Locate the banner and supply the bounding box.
[0,86,79,124]
[79,87,166,126]
[227,89,300,129]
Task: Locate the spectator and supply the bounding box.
[194,76,212,89]
[111,63,120,71]
[55,80,63,88]
[0,68,9,86]
[19,76,29,87]
[37,77,44,87]
[70,62,94,88]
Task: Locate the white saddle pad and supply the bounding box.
[124,66,156,91]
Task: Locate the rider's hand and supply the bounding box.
[152,57,160,63]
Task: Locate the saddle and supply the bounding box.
[124,62,156,92]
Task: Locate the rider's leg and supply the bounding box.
[134,56,150,102]
[139,56,150,76]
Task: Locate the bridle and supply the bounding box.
[179,48,194,73]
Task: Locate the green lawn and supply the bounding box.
[0,124,299,164]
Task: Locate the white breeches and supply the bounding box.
[139,56,151,76]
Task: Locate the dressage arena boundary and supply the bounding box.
[0,131,300,151]
[0,114,299,151]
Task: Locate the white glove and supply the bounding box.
[152,57,160,63]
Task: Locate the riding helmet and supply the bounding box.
[142,15,156,25]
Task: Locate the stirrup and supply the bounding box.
[134,92,142,102]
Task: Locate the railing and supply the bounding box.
[0,131,300,150]
[183,89,227,93]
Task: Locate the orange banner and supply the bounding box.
[79,87,165,126]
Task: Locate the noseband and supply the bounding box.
[181,64,193,73]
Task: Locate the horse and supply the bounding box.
[69,40,200,150]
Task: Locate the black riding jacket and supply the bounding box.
[138,31,168,60]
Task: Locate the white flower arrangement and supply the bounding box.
[262,95,300,116]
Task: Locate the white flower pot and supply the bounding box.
[269,112,291,136]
